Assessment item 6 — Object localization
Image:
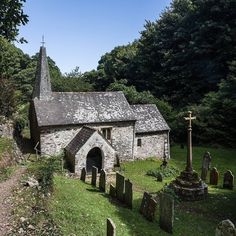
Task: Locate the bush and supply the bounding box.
[146,166,179,180]
[28,155,62,194]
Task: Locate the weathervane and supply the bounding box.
[41,35,45,47]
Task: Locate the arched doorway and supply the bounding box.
[86,147,103,173]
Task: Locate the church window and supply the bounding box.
[137,138,142,147]
[101,128,112,141]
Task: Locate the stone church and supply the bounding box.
[29,46,170,174]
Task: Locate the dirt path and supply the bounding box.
[0,167,26,236]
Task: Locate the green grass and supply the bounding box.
[0,137,13,160]
[47,146,236,235]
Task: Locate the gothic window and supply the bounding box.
[101,127,112,141]
[137,138,142,147]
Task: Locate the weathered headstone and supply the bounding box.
[109,184,116,198]
[139,192,151,216]
[215,219,236,236]
[139,192,157,222]
[124,179,133,209]
[107,218,116,236]
[99,169,106,192]
[210,167,219,185]
[223,170,234,190]
[116,172,125,202]
[159,192,174,234]
[146,198,157,222]
[91,166,98,187]
[201,152,212,181]
[80,167,86,182]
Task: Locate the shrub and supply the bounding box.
[146,166,179,180]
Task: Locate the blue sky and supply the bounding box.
[16,0,172,74]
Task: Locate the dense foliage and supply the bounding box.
[0,0,28,42]
[0,0,235,147]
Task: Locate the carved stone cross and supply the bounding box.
[184,111,196,172]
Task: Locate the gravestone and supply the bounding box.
[146,198,157,222]
[109,184,116,198]
[124,179,133,209]
[140,192,151,216]
[201,152,212,181]
[223,170,234,190]
[159,192,174,234]
[215,219,236,236]
[139,192,157,222]
[210,167,219,185]
[91,166,98,187]
[80,167,86,182]
[99,169,106,192]
[116,172,125,202]
[107,218,116,236]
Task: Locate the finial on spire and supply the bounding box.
[41,35,45,47]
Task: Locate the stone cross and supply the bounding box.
[184,111,196,172]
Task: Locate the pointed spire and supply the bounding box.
[32,46,52,100]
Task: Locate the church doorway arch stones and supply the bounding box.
[86,147,104,173]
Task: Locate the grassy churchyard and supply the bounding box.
[46,145,236,235]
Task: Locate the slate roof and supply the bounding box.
[65,126,96,156]
[130,104,170,133]
[33,91,136,127]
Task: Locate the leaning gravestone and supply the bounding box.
[91,166,98,187]
[201,152,212,181]
[159,192,174,234]
[139,192,157,222]
[116,173,125,202]
[210,167,219,185]
[109,184,116,198]
[80,167,86,182]
[107,218,116,236]
[99,169,106,192]
[215,219,236,236]
[146,198,157,222]
[140,192,151,216]
[124,179,133,209]
[223,170,234,190]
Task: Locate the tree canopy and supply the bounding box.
[0,0,28,42]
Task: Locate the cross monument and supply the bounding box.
[184,111,196,172]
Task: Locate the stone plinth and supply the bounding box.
[169,170,208,201]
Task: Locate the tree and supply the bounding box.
[0,76,16,117]
[0,0,28,42]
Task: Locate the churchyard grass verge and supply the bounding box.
[48,145,236,235]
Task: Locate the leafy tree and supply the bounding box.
[107,80,173,121]
[0,0,28,42]
[135,0,236,107]
[0,76,16,117]
[52,67,94,92]
[97,42,138,90]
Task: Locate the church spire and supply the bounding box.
[32,45,52,100]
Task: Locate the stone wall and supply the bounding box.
[133,132,168,160]
[0,117,14,138]
[40,126,79,155]
[40,121,135,161]
[92,121,135,162]
[74,132,116,175]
